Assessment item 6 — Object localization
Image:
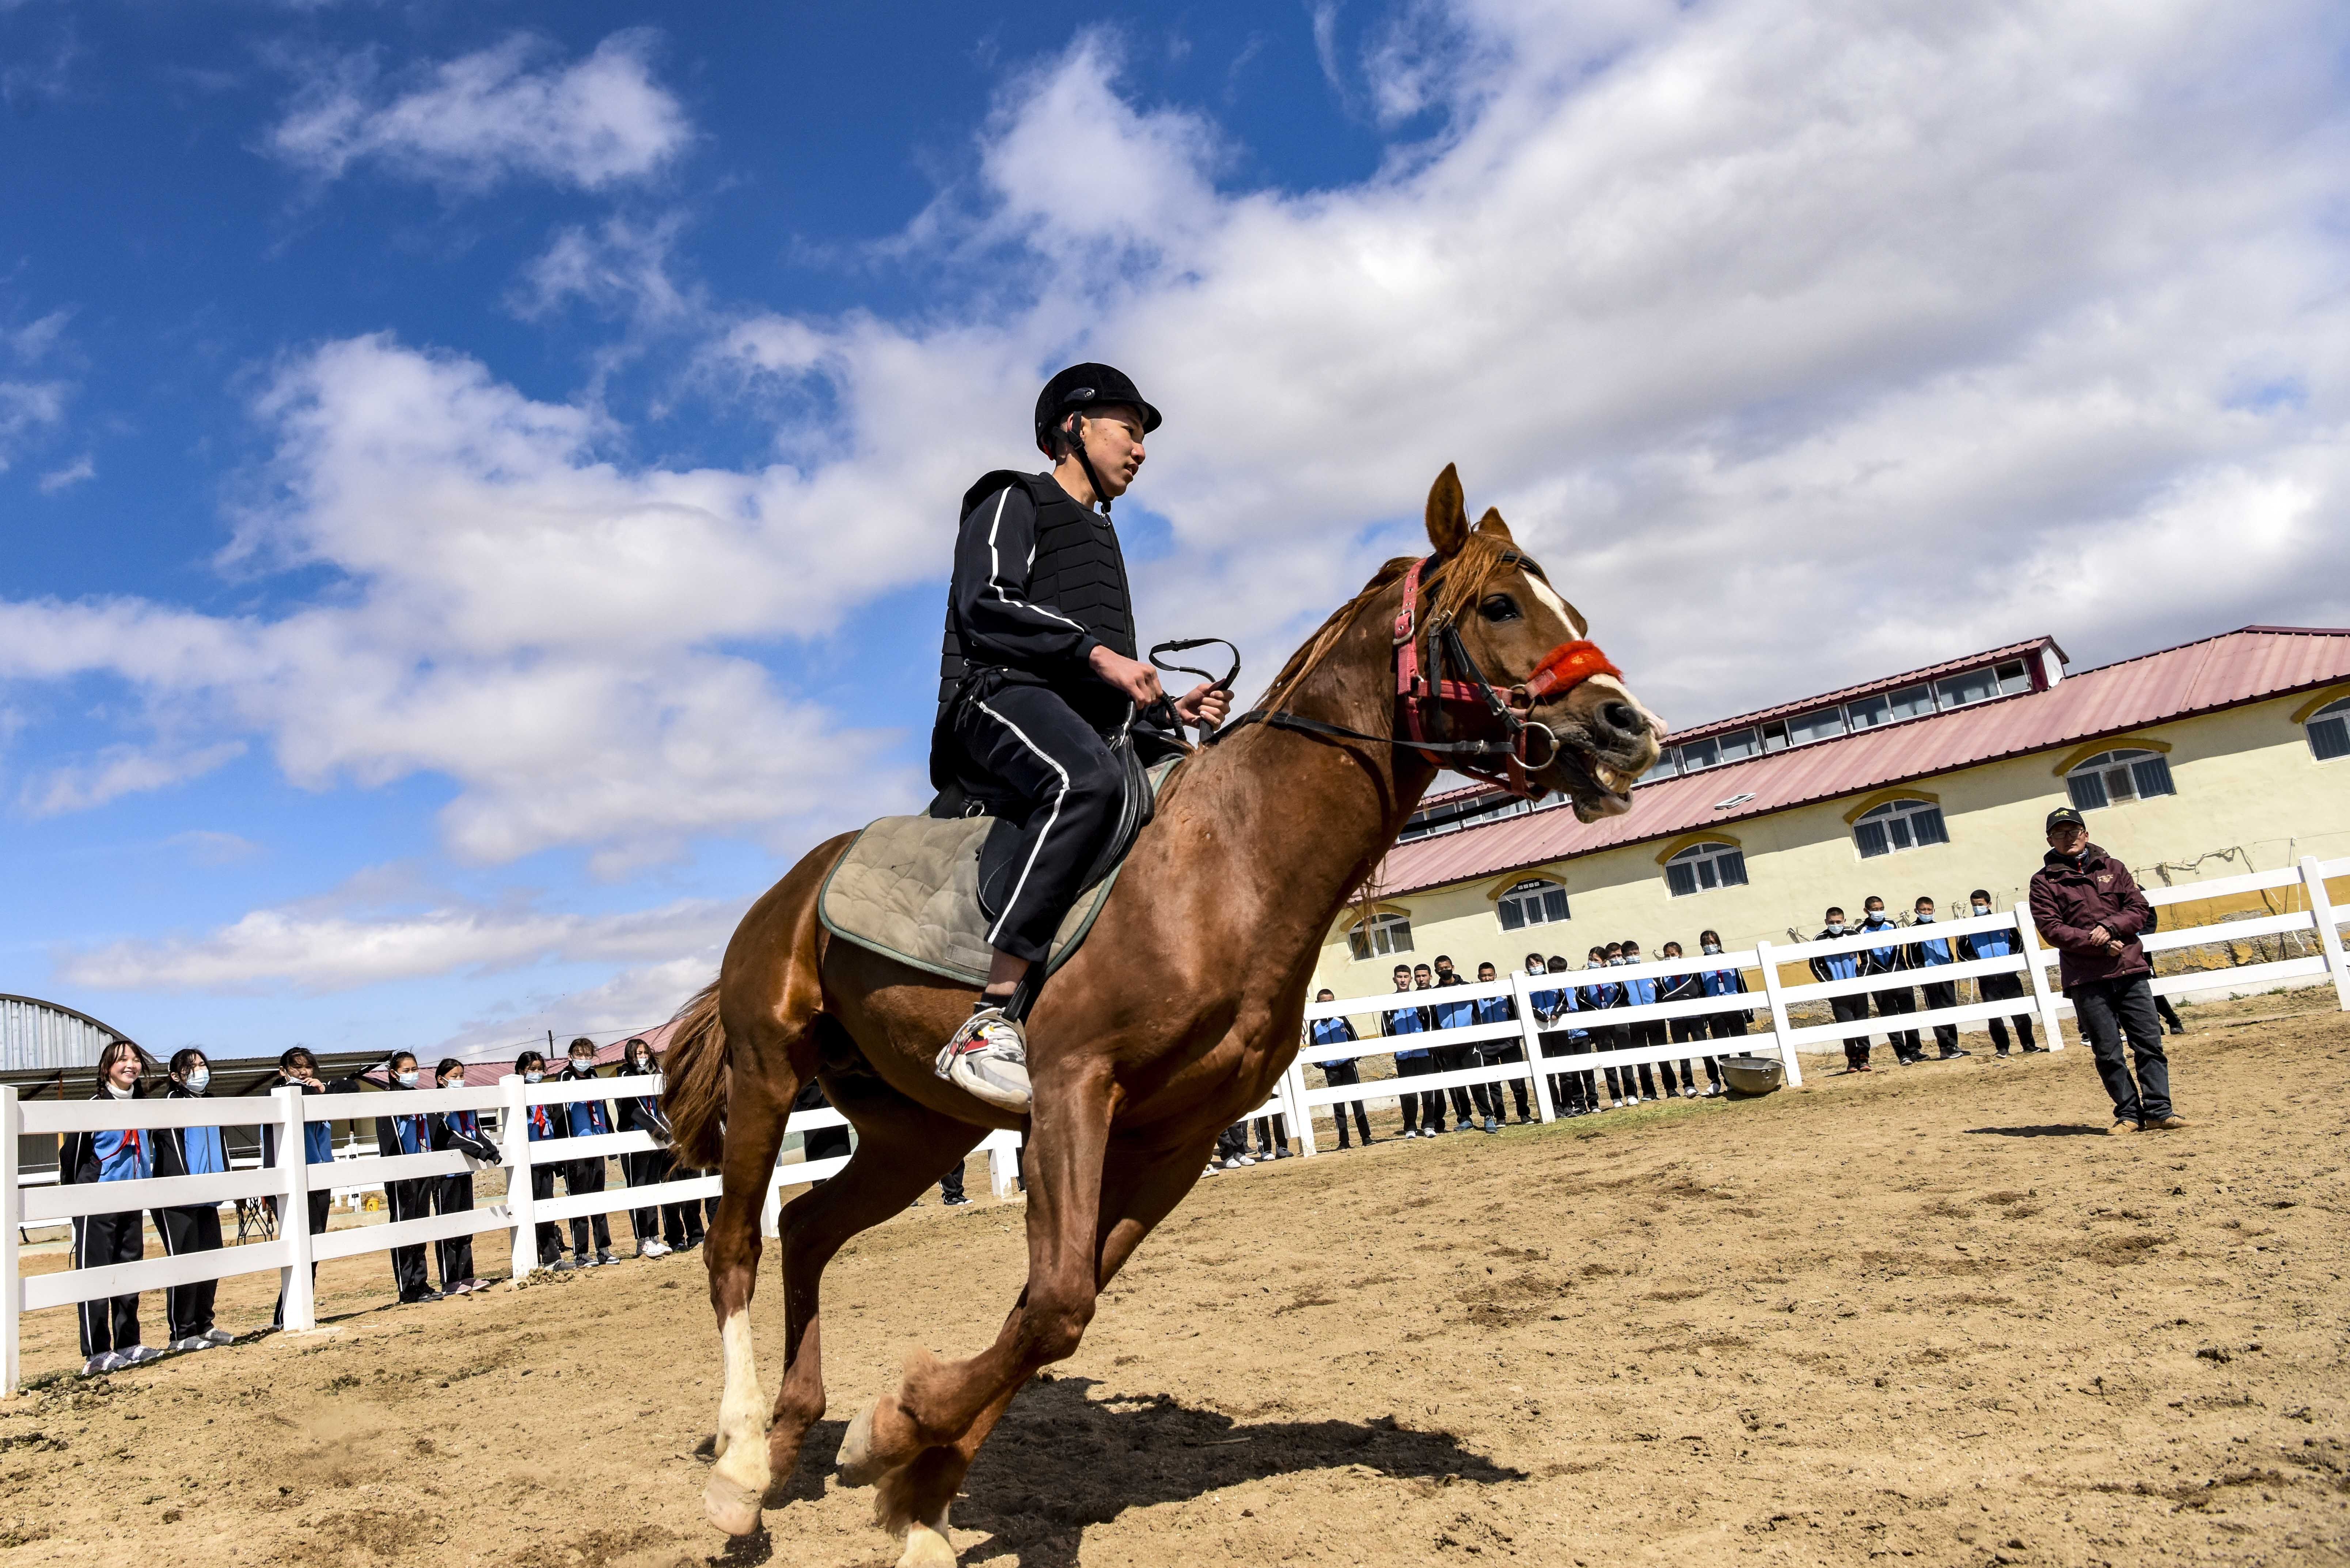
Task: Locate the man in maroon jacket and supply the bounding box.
[2027,806,2189,1134]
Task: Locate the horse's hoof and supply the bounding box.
[835,1399,885,1487]
[704,1473,763,1537]
[898,1516,956,1568]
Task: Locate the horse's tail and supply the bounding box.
[660,980,730,1169]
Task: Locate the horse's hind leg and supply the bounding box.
[764,1052,984,1500]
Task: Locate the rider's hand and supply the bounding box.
[1088,645,1166,709]
[1174,682,1233,728]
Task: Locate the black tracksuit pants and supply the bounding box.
[1396,1055,1437,1133]
[1321,1059,1372,1146]
[1481,1043,1531,1119]
[1980,969,2039,1053]
[388,1177,434,1300]
[1832,994,1873,1068]
[1874,984,1920,1059]
[1663,1018,1713,1092]
[1622,1020,1663,1098]
[1434,1044,1479,1124]
[566,1159,611,1255]
[73,1209,143,1356]
[951,683,1125,966]
[156,1203,223,1342]
[1918,979,1960,1054]
[433,1173,475,1286]
[532,1164,566,1265]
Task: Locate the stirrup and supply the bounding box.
[936,1006,1033,1113]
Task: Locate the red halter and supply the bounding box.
[1390,555,1622,798]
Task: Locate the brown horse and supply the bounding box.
[660,465,1662,1567]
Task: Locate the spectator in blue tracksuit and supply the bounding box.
[1810,907,1873,1072]
[1856,897,1923,1063]
[1956,889,2039,1056]
[1697,930,1751,1053]
[1308,993,1373,1149]
[1472,962,1531,1127]
[1429,956,1484,1133]
[1654,943,1711,1099]
[516,1050,573,1270]
[557,1039,617,1267]
[373,1052,441,1304]
[427,1058,494,1294]
[264,1046,338,1328]
[1580,946,1629,1107]
[1907,897,1970,1061]
[1617,940,1664,1103]
[154,1048,233,1352]
[1381,965,1436,1138]
[1531,954,1590,1114]
[613,1038,682,1256]
[63,1039,162,1375]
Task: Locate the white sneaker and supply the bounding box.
[639,1238,672,1259]
[936,1006,1032,1113]
[120,1345,166,1366]
[83,1353,117,1378]
[169,1336,212,1353]
[202,1328,236,1345]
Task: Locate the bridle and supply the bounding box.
[1200,551,1622,800]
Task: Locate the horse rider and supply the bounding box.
[929,363,1232,1111]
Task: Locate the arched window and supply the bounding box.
[2306,697,2350,762]
[2065,748,2175,811]
[1496,878,1570,931]
[1347,912,1414,962]
[1854,798,1948,859]
[1664,841,1747,898]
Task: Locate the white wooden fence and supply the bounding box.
[0,1074,1021,1394]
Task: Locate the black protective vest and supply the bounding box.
[935,469,1136,717]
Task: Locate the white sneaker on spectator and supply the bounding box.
[202,1328,237,1345]
[121,1345,166,1366]
[639,1239,672,1259]
[169,1336,211,1353]
[82,1353,118,1378]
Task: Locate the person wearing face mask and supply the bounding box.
[1905,898,1970,1060]
[1580,946,1628,1108]
[425,1058,495,1294]
[1810,907,1875,1072]
[1380,964,1434,1138]
[555,1040,619,1266]
[515,1050,574,1271]
[152,1048,235,1352]
[1955,889,2039,1057]
[372,1051,442,1304]
[1615,941,1663,1104]
[1654,943,1712,1100]
[62,1039,163,1375]
[1307,992,1373,1150]
[1428,956,1485,1133]
[1472,961,1531,1127]
[264,1046,338,1328]
[1696,930,1750,1089]
[612,1038,678,1258]
[1854,897,1923,1064]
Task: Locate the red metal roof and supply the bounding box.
[1662,636,2061,743]
[1375,626,2350,897]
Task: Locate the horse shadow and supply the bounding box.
[1964,1123,2109,1138]
[768,1373,1525,1568]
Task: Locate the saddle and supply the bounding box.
[816,741,1178,987]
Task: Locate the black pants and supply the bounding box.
[73,1209,143,1356]
[1480,1043,1531,1119]
[1215,1123,1249,1160]
[433,1173,475,1286]
[939,1162,967,1202]
[388,1177,434,1300]
[2072,976,2174,1124]
[155,1203,223,1343]
[1622,1020,1663,1099]
[1873,984,1920,1059]
[1918,979,1960,1055]
[1832,994,1873,1068]
[1544,1030,1594,1111]
[1585,1024,1628,1101]
[1663,1017,1715,1093]
[566,1158,611,1255]
[1979,971,2037,1053]
[532,1164,566,1265]
[1433,1044,1479,1124]
[1253,1114,1288,1155]
[2155,993,2185,1032]
[626,1148,681,1244]
[1708,1010,1749,1043]
[1320,1059,1372,1146]
[952,682,1125,965]
[1396,1055,1438,1132]
[270,1189,333,1328]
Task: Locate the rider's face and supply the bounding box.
[1069,406,1146,498]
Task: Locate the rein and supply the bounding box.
[1203,553,1621,800]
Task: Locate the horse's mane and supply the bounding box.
[1254,529,1529,712]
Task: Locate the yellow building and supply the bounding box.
[1314,627,2350,995]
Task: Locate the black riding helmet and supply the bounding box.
[1034,363,1159,517]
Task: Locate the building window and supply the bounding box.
[2065,748,2175,811]
[2307,697,2350,762]
[1665,842,1747,898]
[1678,736,1721,771]
[1760,719,1790,752]
[1935,667,1998,708]
[1347,912,1414,961]
[1888,684,1935,721]
[1789,708,1846,744]
[1994,658,2032,695]
[1642,750,1681,782]
[1845,694,1892,731]
[1716,727,1761,763]
[1497,878,1571,931]
[1854,798,1948,858]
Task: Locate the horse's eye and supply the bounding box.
[1478,594,1521,622]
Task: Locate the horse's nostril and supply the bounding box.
[1601,701,1646,737]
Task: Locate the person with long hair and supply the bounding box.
[556,1038,617,1266]
[63,1039,164,1374]
[374,1051,441,1304]
[515,1050,573,1271]
[264,1046,337,1328]
[612,1038,675,1259]
[426,1058,495,1294]
[153,1047,235,1351]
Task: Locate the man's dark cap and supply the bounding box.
[2045,806,2086,831]
[1035,363,1161,450]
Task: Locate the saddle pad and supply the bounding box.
[816,760,1174,986]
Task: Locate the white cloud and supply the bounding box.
[36,453,91,493]
[267,30,690,192]
[23,741,246,815]
[434,954,713,1055]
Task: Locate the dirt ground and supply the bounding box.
[3,990,2345,1568]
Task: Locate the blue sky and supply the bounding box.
[4,1,2348,1061]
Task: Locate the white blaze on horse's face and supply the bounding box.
[1521,572,1586,639]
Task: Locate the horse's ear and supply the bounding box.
[1474,506,1514,543]
[1425,465,1469,558]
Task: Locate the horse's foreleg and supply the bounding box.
[705,1063,796,1535]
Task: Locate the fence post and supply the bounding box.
[1,1084,19,1396]
[1285,1060,1318,1158]
[2012,904,2067,1051]
[2300,856,2350,1012]
[987,1132,1021,1199]
[501,1075,536,1279]
[1752,942,1802,1086]
[1511,973,1558,1123]
[276,1085,317,1332]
